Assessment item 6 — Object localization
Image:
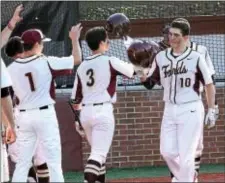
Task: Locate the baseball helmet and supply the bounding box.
[127,40,161,68]
[105,13,131,38]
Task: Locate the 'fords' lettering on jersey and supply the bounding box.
[162,61,188,78]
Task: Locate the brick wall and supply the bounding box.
[82,88,225,168]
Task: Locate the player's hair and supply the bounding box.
[171,18,190,36]
[23,40,42,51]
[85,26,108,51]
[5,36,24,57]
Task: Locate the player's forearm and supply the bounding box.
[1,4,23,48]
[1,110,9,127]
[72,40,82,65]
[1,26,13,49]
[1,96,15,128]
[142,77,156,90]
[205,83,216,108]
[205,75,217,105]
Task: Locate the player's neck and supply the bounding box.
[23,51,42,58]
[172,44,187,54]
[186,40,191,47]
[92,50,104,56]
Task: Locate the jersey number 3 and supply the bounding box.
[25,72,35,91]
[86,69,95,87]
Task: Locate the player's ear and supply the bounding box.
[99,40,107,48]
[33,42,39,48]
[183,35,189,41]
[15,52,24,59]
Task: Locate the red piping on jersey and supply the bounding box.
[107,61,120,98]
[47,62,73,100]
[193,58,205,95]
[151,58,161,85]
[74,74,83,103]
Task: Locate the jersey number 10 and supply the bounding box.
[180,78,191,88]
[25,72,35,91]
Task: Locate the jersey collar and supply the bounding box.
[86,53,103,60]
[166,47,192,62]
[15,55,41,63]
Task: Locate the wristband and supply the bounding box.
[7,21,14,31]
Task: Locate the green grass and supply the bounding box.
[64,164,225,182]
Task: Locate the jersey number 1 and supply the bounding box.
[25,72,35,91]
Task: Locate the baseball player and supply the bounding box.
[4,37,50,183]
[70,26,134,183]
[6,24,82,182]
[1,59,16,183]
[1,5,24,182]
[158,19,218,182]
[142,18,216,182]
[158,23,170,50]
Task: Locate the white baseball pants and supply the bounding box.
[160,100,204,182]
[12,105,64,182]
[81,103,115,165]
[8,137,46,166]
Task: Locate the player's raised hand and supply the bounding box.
[5,125,16,144]
[69,23,83,41]
[10,4,24,28]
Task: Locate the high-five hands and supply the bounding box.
[9,4,24,29]
[69,23,83,41]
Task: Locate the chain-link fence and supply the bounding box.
[78,1,225,20]
[1,1,225,89]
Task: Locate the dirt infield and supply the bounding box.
[110,173,224,182]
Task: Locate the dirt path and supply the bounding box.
[109,173,224,182]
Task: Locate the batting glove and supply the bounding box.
[204,108,216,129]
[214,104,219,121]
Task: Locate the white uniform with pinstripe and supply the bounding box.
[148,47,213,182]
[7,55,74,182]
[190,42,215,76]
[71,53,134,177]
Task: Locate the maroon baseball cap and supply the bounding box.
[21,29,51,44]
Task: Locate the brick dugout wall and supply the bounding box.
[82,88,225,168]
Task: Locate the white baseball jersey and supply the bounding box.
[1,59,12,88]
[190,42,215,75]
[71,54,134,104]
[148,47,213,104]
[7,55,74,109]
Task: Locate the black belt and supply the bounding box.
[19,105,49,112]
[82,103,104,107]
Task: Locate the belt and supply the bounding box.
[19,105,49,112]
[82,102,104,107]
